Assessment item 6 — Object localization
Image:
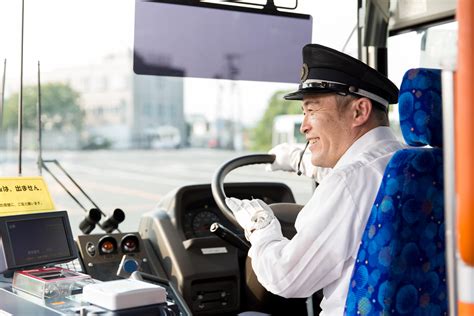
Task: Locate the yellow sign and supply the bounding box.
[0,177,55,216]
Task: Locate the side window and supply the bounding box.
[387,21,457,142]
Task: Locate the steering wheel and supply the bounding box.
[211,154,311,315]
[211,154,303,238]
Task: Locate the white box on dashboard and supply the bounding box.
[82,279,167,310]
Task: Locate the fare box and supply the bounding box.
[82,279,167,311]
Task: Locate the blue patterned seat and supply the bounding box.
[344,68,447,315]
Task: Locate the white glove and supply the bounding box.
[265,143,333,181]
[225,197,275,240]
[265,143,317,178]
[266,143,303,172]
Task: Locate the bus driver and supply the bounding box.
[225,44,405,315]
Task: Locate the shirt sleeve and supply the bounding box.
[248,173,362,298]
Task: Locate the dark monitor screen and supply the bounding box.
[134,0,312,83]
[0,211,77,273]
[7,217,72,266]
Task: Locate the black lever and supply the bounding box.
[102,208,125,233]
[210,222,250,252]
[79,208,102,234]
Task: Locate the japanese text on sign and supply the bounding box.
[0,177,55,216]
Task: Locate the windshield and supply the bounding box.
[1,0,453,236]
[0,1,330,235]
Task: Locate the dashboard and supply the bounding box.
[139,182,298,315]
[161,182,296,239]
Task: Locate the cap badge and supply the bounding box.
[300,63,309,82]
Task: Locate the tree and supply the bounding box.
[2,83,83,131]
[250,90,301,151]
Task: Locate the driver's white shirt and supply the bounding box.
[248,127,405,315]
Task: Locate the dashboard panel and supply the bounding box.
[183,205,224,239]
[139,182,297,315]
[170,182,297,240]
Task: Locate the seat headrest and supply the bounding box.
[398,68,442,147]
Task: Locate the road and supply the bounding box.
[0,149,314,236]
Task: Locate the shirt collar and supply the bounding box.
[333,126,399,170]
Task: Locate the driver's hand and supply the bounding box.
[225,197,275,240]
[266,143,319,178]
[266,143,304,173]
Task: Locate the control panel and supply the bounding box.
[76,232,152,281]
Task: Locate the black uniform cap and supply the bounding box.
[284,44,399,107]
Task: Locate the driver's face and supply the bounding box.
[300,94,354,168]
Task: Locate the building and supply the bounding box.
[45,51,185,149]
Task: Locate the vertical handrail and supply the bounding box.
[18,0,25,176]
[0,59,6,129]
[442,70,458,316]
[37,61,42,175]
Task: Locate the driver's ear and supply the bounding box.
[351,98,371,127]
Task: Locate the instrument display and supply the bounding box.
[183,205,236,239]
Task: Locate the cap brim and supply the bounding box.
[283,88,338,100]
[283,90,303,100]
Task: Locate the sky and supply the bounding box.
[0,0,359,126]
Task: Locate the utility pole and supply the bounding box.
[225,53,242,150]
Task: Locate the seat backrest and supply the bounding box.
[345,68,447,315]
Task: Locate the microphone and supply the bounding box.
[102,208,126,233]
[79,208,102,234]
[296,141,310,176]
